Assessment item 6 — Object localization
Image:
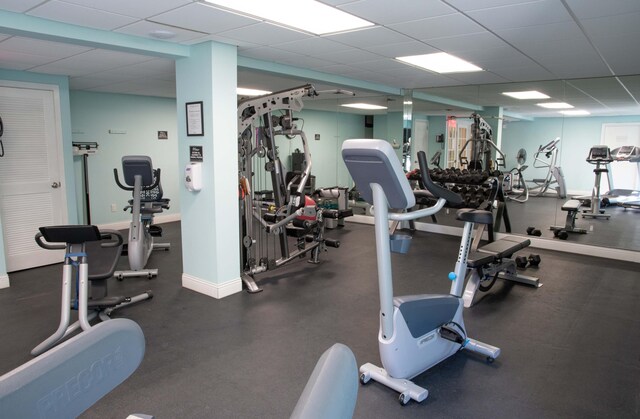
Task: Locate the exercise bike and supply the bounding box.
[113,156,170,279]
[342,139,500,405]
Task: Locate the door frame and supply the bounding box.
[0,80,69,274]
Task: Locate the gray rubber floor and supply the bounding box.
[0,221,638,418]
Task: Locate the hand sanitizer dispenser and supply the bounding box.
[185,162,202,192]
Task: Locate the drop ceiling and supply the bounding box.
[0,0,639,118]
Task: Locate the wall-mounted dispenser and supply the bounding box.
[185,162,202,191]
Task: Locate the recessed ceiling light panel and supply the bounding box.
[537,102,574,109]
[341,103,387,110]
[203,0,373,35]
[237,87,272,96]
[396,52,482,74]
[502,90,550,100]
[560,110,590,116]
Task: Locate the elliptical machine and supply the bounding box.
[113,156,170,279]
[582,145,613,219]
[342,139,500,405]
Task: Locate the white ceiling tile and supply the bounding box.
[217,23,311,46]
[495,21,585,46]
[564,0,640,19]
[361,41,438,58]
[61,0,192,19]
[115,20,205,43]
[315,48,384,64]
[0,50,56,69]
[348,58,413,72]
[337,0,455,25]
[313,64,366,76]
[447,71,511,85]
[27,0,138,30]
[476,54,540,71]
[149,3,259,34]
[491,65,556,82]
[426,32,509,53]
[269,37,352,55]
[443,0,540,12]
[280,55,337,69]
[30,49,153,76]
[580,12,640,38]
[239,46,307,63]
[0,0,44,12]
[325,26,413,49]
[0,36,92,58]
[458,46,529,63]
[388,13,484,40]
[184,34,259,48]
[467,0,573,31]
[319,0,363,6]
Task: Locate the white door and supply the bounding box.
[0,84,68,271]
[601,123,640,191]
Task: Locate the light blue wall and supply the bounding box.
[69,91,179,224]
[0,69,77,278]
[427,116,447,158]
[503,115,640,192]
[373,111,403,161]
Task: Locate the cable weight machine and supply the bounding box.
[237,84,348,293]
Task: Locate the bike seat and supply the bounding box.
[456,208,493,225]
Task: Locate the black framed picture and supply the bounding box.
[185,101,204,136]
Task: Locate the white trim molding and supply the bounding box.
[0,274,10,289]
[182,273,242,299]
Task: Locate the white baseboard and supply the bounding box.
[0,274,10,289]
[182,273,242,299]
[97,213,181,231]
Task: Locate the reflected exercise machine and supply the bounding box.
[582,145,613,219]
[343,139,500,405]
[113,156,170,279]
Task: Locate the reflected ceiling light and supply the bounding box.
[537,102,574,109]
[396,52,482,74]
[341,103,387,110]
[403,101,413,105]
[502,90,549,100]
[560,110,590,116]
[237,87,272,96]
[203,0,374,35]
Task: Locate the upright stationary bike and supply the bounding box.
[113,156,170,279]
[342,139,500,405]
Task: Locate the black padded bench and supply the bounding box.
[456,209,541,307]
[467,236,531,269]
[550,199,587,235]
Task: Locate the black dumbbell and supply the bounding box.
[528,254,541,267]
[526,226,542,237]
[555,230,568,240]
[515,255,528,268]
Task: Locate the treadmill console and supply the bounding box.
[611,145,640,162]
[586,145,613,164]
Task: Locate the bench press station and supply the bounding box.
[550,199,587,239]
[458,210,542,308]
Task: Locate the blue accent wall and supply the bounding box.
[69,91,179,224]
[503,115,640,192]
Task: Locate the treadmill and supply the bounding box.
[602,145,640,207]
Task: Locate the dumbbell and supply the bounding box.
[528,254,541,267]
[515,255,529,268]
[526,226,542,237]
[553,229,569,240]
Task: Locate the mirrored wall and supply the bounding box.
[245,71,640,254]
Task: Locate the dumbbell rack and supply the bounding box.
[424,168,512,235]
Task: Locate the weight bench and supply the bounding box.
[31,225,152,356]
[0,319,145,418]
[457,209,542,308]
[550,199,587,235]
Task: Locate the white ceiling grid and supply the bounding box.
[0,0,635,114]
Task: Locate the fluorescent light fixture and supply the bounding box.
[560,110,590,116]
[403,101,413,105]
[502,90,549,100]
[341,103,387,110]
[237,87,271,96]
[537,102,574,109]
[203,0,374,35]
[396,52,482,74]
